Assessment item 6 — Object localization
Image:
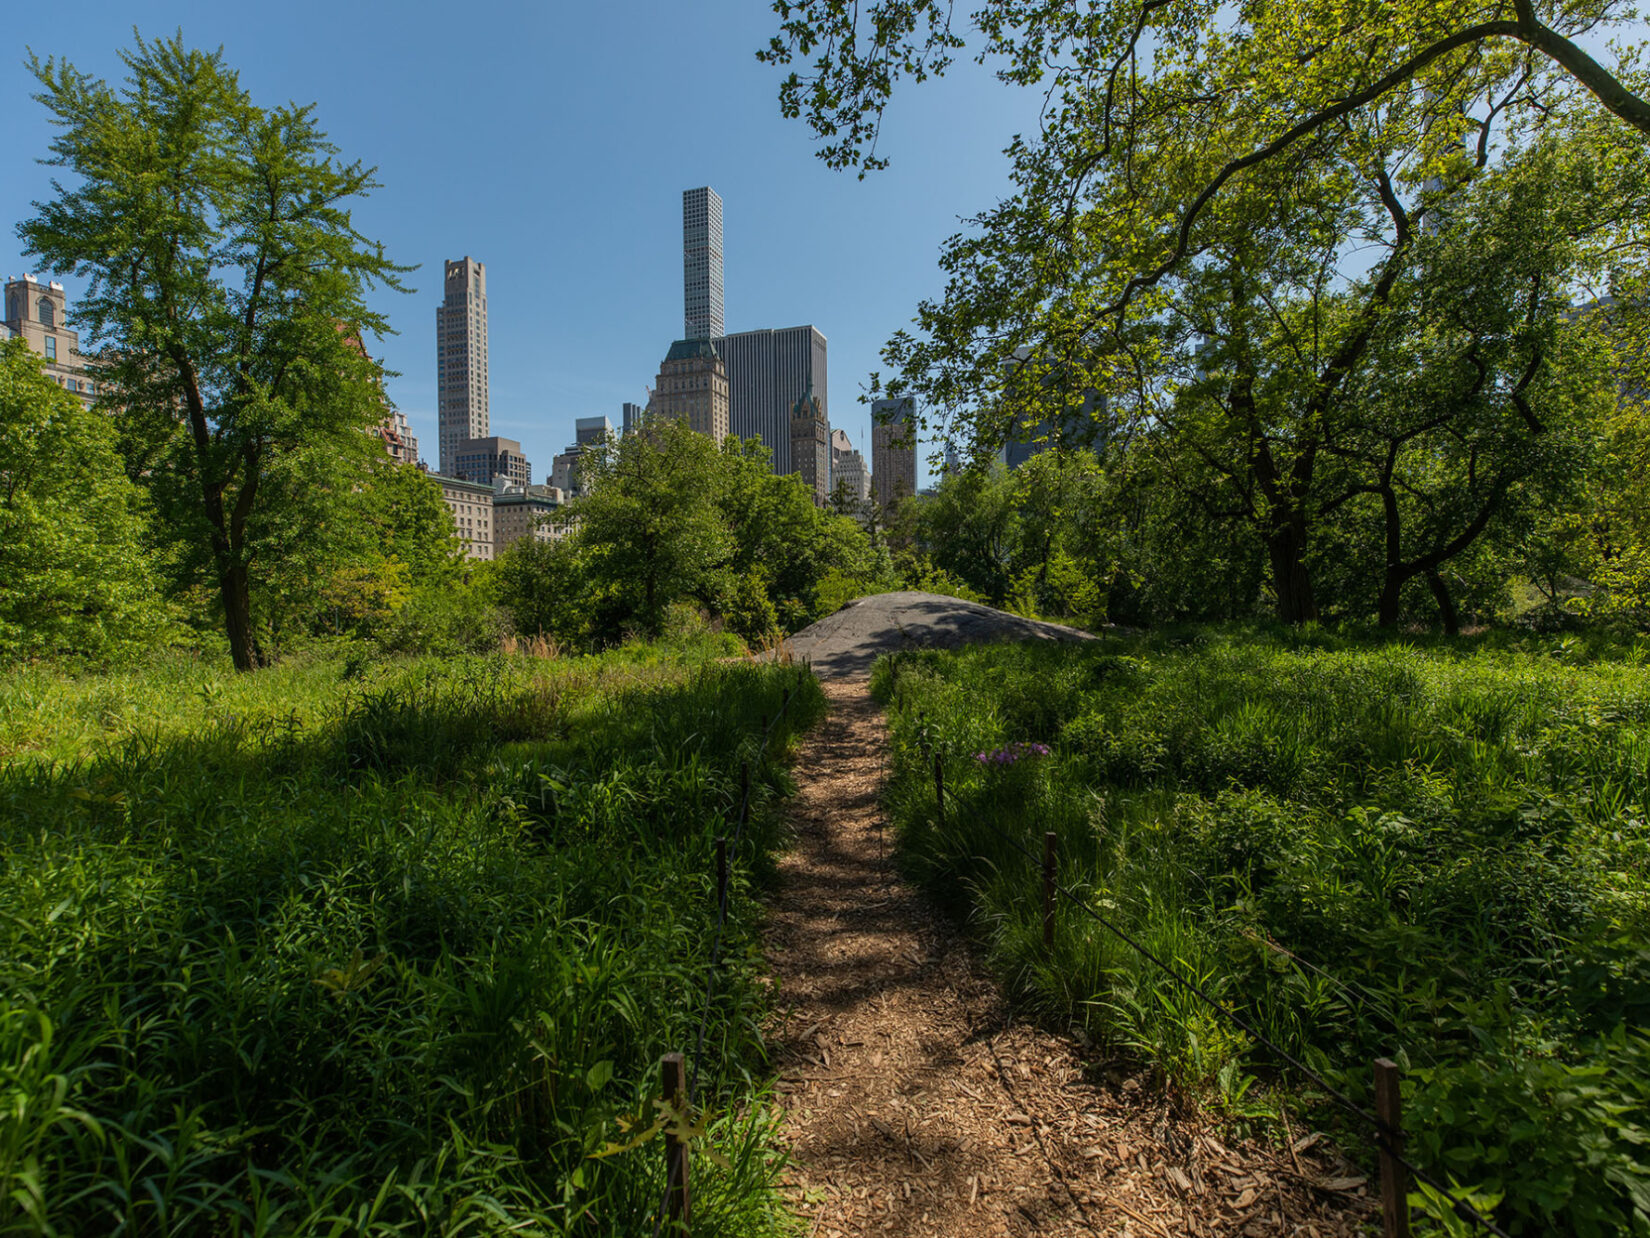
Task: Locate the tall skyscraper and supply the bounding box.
[621,402,646,435]
[790,384,831,507]
[712,326,827,475]
[649,339,730,442]
[683,188,724,340]
[872,396,918,510]
[436,257,489,475]
[575,415,612,447]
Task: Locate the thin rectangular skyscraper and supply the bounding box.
[436,257,489,476]
[683,187,724,340]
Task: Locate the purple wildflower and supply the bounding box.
[973,741,1053,767]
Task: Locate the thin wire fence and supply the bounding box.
[651,669,803,1237]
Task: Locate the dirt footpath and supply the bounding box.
[764,678,1374,1238]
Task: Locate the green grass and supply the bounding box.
[872,626,1650,1237]
[0,643,823,1235]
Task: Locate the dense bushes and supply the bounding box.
[494,420,898,651]
[873,629,1650,1235]
[0,338,168,662]
[0,649,823,1234]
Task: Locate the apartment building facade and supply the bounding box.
[436,257,489,475]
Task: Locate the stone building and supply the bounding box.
[649,338,730,442]
[790,383,831,507]
[872,396,918,510]
[436,257,489,476]
[3,274,97,404]
[435,474,495,560]
[830,427,870,504]
[550,447,583,496]
[377,408,419,466]
[493,483,567,550]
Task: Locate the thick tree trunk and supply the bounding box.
[1377,571,1403,628]
[1377,485,1404,628]
[1266,517,1318,623]
[221,559,260,671]
[1425,569,1461,636]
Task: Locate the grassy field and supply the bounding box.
[0,640,823,1235]
[872,628,1650,1237]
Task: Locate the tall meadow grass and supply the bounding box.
[0,643,822,1235]
[874,627,1650,1237]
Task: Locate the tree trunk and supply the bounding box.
[1266,516,1318,623]
[1425,569,1461,636]
[221,559,260,671]
[1377,571,1403,628]
[1377,485,1404,628]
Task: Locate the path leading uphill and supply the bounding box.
[762,597,1373,1237]
[776,590,1095,680]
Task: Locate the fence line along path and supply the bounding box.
[762,673,1373,1238]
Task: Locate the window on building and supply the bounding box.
[44,337,57,361]
[38,299,55,328]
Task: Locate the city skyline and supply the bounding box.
[0,1,1049,488]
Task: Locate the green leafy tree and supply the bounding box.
[359,457,463,587]
[20,34,410,669]
[765,2,1650,628]
[913,463,1017,604]
[0,338,166,660]
[718,436,883,625]
[574,417,731,637]
[763,0,1650,268]
[494,536,597,646]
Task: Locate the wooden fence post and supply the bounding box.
[934,753,946,828]
[662,1052,690,1230]
[715,837,728,914]
[1043,832,1057,951]
[1374,1057,1410,1238]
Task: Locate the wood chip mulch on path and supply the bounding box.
[763,678,1377,1238]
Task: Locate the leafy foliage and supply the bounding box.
[0,338,166,662]
[497,421,893,648]
[0,648,823,1234]
[20,33,411,669]
[873,629,1650,1233]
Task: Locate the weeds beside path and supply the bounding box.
[765,678,1372,1238]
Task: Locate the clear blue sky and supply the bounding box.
[2,2,1044,484]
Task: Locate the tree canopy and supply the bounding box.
[764,0,1650,627]
[0,338,166,661]
[20,32,410,669]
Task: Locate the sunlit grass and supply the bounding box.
[0,643,823,1235]
[874,625,1650,1237]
